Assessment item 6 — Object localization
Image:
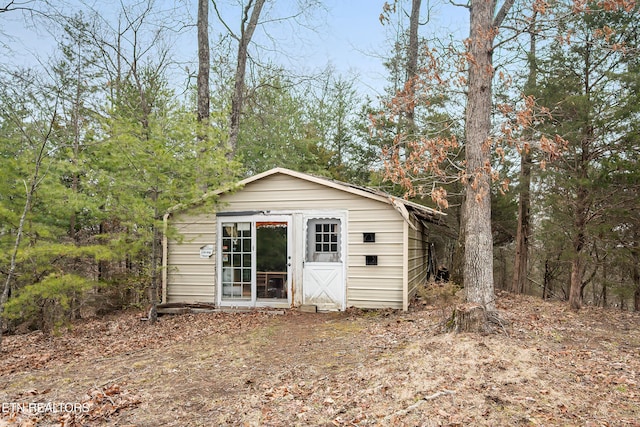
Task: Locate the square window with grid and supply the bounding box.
[315,223,338,253]
[306,218,341,262]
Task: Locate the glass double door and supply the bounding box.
[220,216,290,305]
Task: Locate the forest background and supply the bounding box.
[0,0,638,336]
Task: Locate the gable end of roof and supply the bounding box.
[167,167,446,225]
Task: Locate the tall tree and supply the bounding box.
[376,1,467,282]
[460,0,514,312]
[211,0,324,159]
[536,0,639,310]
[50,12,102,242]
[511,11,538,295]
[380,0,429,142]
[0,65,113,341]
[98,69,235,322]
[237,70,321,175]
[308,71,365,180]
[0,0,248,334]
[213,0,266,157]
[67,0,238,320]
[197,0,210,125]
[378,0,569,320]
[196,0,211,191]
[406,0,422,133]
[0,86,59,351]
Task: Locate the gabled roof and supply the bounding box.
[167,167,446,226]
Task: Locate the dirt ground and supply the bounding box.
[1,291,639,426]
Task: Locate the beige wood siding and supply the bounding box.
[166,173,411,310]
[219,174,406,309]
[347,210,404,309]
[407,215,430,299]
[165,213,216,303]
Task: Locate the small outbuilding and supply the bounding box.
[162,167,447,311]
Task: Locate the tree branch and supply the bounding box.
[493,0,515,28]
[211,0,239,42]
[449,0,470,9]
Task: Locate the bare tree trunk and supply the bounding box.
[70,58,82,241]
[569,166,589,310]
[196,0,211,191]
[569,255,584,310]
[405,0,421,132]
[227,0,266,157]
[451,199,465,285]
[456,0,514,320]
[512,14,536,295]
[463,0,500,312]
[542,260,549,299]
[197,0,210,124]
[512,150,531,294]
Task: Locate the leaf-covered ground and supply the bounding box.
[1,292,639,426]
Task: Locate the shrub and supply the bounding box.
[4,273,98,332]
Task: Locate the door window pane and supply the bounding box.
[306,219,341,262]
[221,222,251,300]
[256,222,288,300]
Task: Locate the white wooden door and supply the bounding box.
[302,215,346,310]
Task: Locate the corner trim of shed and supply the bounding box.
[402,218,410,311]
[161,212,170,304]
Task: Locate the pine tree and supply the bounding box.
[536,0,640,309]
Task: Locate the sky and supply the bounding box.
[1,0,470,98]
[316,0,469,95]
[242,0,469,97]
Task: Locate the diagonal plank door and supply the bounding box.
[302,215,345,311]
